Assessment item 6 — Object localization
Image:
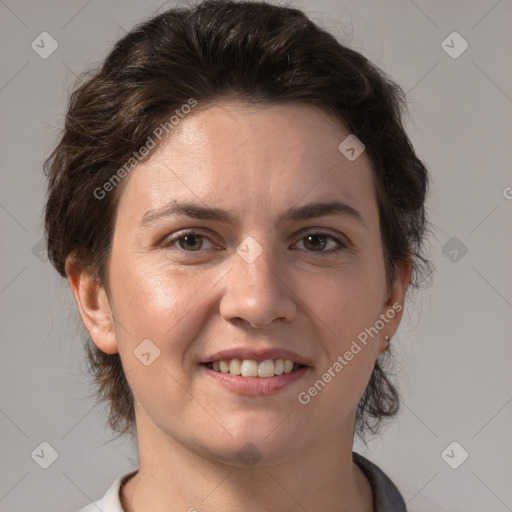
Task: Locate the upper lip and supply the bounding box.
[202,348,311,366]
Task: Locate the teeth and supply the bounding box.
[209,358,302,377]
[229,358,242,375]
[258,359,275,378]
[284,359,294,373]
[241,359,258,377]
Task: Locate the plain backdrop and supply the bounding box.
[1,1,511,511]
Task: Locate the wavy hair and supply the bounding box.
[44,0,432,442]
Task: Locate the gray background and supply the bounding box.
[1,1,511,511]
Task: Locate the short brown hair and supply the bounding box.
[44,0,432,442]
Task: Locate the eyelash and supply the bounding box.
[162,230,348,256]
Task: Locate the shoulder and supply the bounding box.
[352,451,408,512]
[75,470,138,512]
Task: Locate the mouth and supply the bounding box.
[201,358,306,378]
[200,356,309,395]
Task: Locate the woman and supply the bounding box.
[44,1,432,511]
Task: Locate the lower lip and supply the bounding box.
[200,365,309,395]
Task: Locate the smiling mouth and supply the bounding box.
[202,358,306,378]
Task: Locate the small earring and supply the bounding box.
[384,335,390,342]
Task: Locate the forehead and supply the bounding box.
[116,101,379,226]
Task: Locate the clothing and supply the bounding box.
[352,452,408,511]
[76,451,407,512]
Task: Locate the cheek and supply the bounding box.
[304,257,385,403]
[108,258,212,411]
[108,252,209,353]
[300,272,381,423]
[311,261,386,341]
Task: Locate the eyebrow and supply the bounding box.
[139,199,367,230]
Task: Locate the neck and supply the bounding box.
[120,412,373,512]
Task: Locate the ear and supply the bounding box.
[377,257,412,354]
[65,256,119,354]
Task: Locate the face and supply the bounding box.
[81,101,409,466]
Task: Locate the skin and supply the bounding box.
[67,101,411,512]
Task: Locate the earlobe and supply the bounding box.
[65,257,119,354]
[378,335,390,354]
[378,258,412,353]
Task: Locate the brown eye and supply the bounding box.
[177,234,204,251]
[294,232,346,255]
[161,230,217,255]
[303,234,328,251]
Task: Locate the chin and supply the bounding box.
[201,418,307,467]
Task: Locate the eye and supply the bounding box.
[293,233,346,254]
[163,232,215,252]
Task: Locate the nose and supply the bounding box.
[219,246,297,329]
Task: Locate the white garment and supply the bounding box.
[76,471,137,512]
[75,453,407,511]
